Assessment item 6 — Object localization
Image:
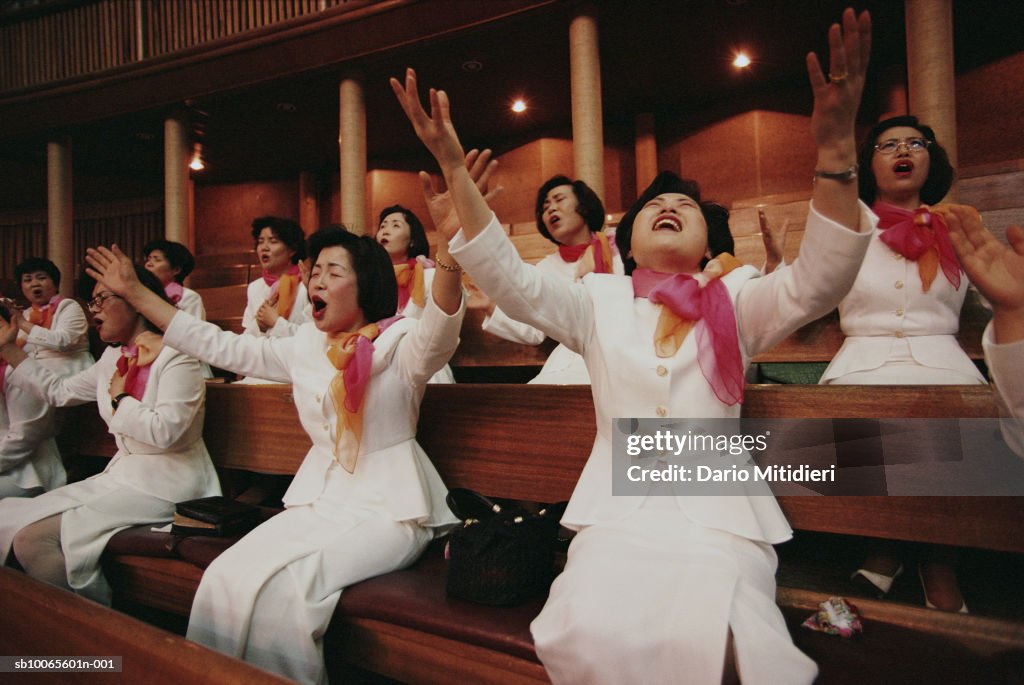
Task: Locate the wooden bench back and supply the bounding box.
[0,568,293,685]
[66,381,1023,552]
[195,284,247,321]
[186,264,252,290]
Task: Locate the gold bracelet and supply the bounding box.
[434,255,463,273]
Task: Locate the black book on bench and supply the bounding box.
[171,496,262,537]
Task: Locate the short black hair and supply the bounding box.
[142,239,195,283]
[307,225,398,323]
[377,205,430,260]
[15,257,61,288]
[615,171,733,275]
[858,115,955,206]
[534,175,606,244]
[78,263,172,335]
[251,216,307,263]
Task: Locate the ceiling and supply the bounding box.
[0,0,1021,209]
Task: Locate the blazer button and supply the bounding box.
[323,423,330,431]
[656,365,668,377]
[894,331,905,338]
[315,394,322,403]
[894,280,904,289]
[655,406,668,417]
[895,308,904,316]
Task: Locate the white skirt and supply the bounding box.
[531,499,817,685]
[0,474,175,603]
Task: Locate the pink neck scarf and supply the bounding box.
[873,201,961,292]
[114,332,162,403]
[164,282,184,305]
[558,233,615,276]
[632,261,744,406]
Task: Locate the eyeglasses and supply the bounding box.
[87,292,120,312]
[873,137,930,155]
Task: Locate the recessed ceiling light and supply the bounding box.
[733,52,751,69]
[462,60,483,72]
[511,99,527,113]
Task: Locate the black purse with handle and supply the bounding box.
[445,487,568,605]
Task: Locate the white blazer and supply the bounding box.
[163,294,464,528]
[398,267,455,384]
[3,299,94,492]
[820,220,984,383]
[177,287,206,320]
[242,277,312,338]
[18,298,94,372]
[984,322,1024,457]
[8,344,219,503]
[451,203,872,543]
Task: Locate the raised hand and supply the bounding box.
[759,208,790,274]
[391,68,467,176]
[420,149,501,241]
[807,8,871,150]
[85,245,142,299]
[945,206,1024,315]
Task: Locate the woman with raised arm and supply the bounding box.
[85,207,474,682]
[947,206,1024,456]
[1,258,94,498]
[0,265,217,602]
[394,8,871,683]
[820,115,987,613]
[375,203,456,383]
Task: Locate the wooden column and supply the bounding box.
[46,137,74,297]
[339,76,367,234]
[635,113,657,195]
[569,4,604,201]
[164,114,191,246]
[299,171,319,236]
[905,0,957,198]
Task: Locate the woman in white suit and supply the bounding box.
[86,210,474,683]
[375,203,456,383]
[1,257,93,498]
[481,175,624,385]
[393,8,872,683]
[0,265,218,604]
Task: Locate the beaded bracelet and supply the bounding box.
[435,255,463,273]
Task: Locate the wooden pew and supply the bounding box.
[0,567,292,685]
[78,383,1023,684]
[185,264,252,290]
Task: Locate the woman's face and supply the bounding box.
[871,125,932,205]
[256,227,296,275]
[542,185,590,246]
[307,245,367,334]
[21,270,58,306]
[89,283,138,344]
[376,212,412,263]
[144,249,179,286]
[629,193,709,274]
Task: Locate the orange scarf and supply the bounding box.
[394,258,427,311]
[262,266,302,320]
[326,322,382,473]
[15,295,64,349]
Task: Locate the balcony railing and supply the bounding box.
[0,0,355,93]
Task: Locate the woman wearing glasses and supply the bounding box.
[820,115,984,613]
[0,266,219,603]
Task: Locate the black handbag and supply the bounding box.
[171,496,263,537]
[445,488,567,605]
